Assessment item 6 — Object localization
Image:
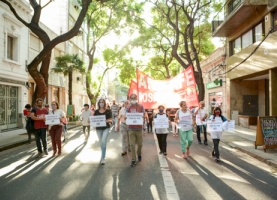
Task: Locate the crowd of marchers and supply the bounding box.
[23,94,228,166]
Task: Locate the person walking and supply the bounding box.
[194,101,208,145]
[81,104,92,142]
[111,100,119,125]
[30,98,49,158]
[48,101,66,156]
[118,100,131,156]
[154,105,169,156]
[175,101,195,159]
[94,99,113,165]
[169,109,177,136]
[146,109,154,133]
[127,94,145,167]
[24,104,33,144]
[209,107,227,162]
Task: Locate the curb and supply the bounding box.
[220,139,277,168]
[0,125,81,152]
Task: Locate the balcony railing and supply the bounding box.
[212,0,243,33]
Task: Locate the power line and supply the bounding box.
[218,24,277,76]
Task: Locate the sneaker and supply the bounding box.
[159,151,163,155]
[36,153,43,158]
[182,153,187,159]
[130,161,136,167]
[186,148,190,156]
[173,134,176,137]
[204,142,208,145]
[44,150,48,155]
[138,155,142,162]
[198,141,202,144]
[163,152,167,156]
[100,158,105,165]
[121,152,127,156]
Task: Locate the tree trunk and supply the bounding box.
[194,72,205,102]
[86,72,97,105]
[68,70,73,105]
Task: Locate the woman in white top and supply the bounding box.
[154,105,169,156]
[48,101,66,156]
[175,101,196,159]
[208,107,227,161]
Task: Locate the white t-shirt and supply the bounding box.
[195,107,208,125]
[118,107,127,124]
[177,109,193,131]
[82,109,92,126]
[48,109,65,130]
[155,113,168,134]
[209,115,224,139]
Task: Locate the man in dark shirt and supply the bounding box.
[30,98,49,158]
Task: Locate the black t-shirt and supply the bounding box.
[94,109,112,130]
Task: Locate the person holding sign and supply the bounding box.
[94,99,113,165]
[82,104,93,142]
[175,101,195,159]
[154,105,169,156]
[194,101,208,145]
[48,101,66,157]
[208,107,227,162]
[126,94,145,167]
[30,98,49,158]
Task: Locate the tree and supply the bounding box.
[0,0,93,105]
[85,0,143,104]
[51,54,85,105]
[145,0,220,101]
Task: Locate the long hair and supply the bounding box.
[97,98,107,109]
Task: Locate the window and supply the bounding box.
[6,34,19,62]
[7,36,13,60]
[242,30,253,49]
[233,37,241,54]
[272,10,277,32]
[254,23,263,42]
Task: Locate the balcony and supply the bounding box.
[212,0,267,37]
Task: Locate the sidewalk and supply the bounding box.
[0,124,81,152]
[220,126,277,168]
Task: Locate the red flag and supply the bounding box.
[127,80,138,98]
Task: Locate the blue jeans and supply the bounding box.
[34,128,47,153]
[96,128,110,159]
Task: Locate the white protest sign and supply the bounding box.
[207,121,223,132]
[154,117,169,128]
[178,115,192,131]
[126,113,143,125]
[45,114,60,125]
[222,120,235,132]
[90,115,106,127]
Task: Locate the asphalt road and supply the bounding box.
[0,126,276,200]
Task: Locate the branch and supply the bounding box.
[42,0,53,9]
[0,0,29,27]
[28,0,92,69]
[148,66,168,79]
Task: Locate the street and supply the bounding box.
[0,126,277,200]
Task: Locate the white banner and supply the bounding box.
[222,120,235,132]
[90,115,106,127]
[207,121,223,132]
[178,120,192,131]
[45,114,60,125]
[126,113,143,125]
[154,117,169,128]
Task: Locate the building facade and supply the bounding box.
[200,47,227,116]
[212,0,277,126]
[0,0,32,131]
